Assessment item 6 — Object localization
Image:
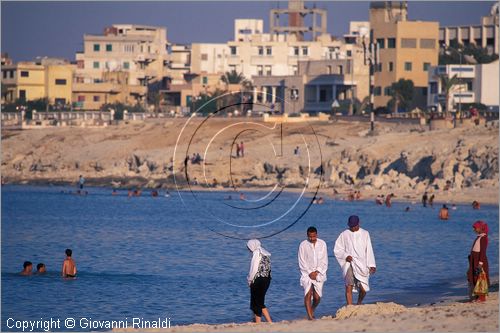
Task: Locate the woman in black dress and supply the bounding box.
[246,239,272,323]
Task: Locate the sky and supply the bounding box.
[1,1,496,62]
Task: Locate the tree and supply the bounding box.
[220,70,251,88]
[388,79,414,113]
[439,43,499,65]
[440,74,459,117]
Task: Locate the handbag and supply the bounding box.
[473,268,489,296]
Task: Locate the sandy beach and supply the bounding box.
[115,291,498,332]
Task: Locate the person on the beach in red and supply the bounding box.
[467,221,489,302]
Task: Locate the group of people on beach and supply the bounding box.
[246,215,376,323]
[20,249,77,279]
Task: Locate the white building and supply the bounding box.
[427,60,499,112]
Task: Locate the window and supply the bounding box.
[404,62,412,71]
[202,76,208,84]
[93,44,100,52]
[294,47,299,56]
[55,79,67,85]
[467,81,473,91]
[20,71,29,77]
[401,38,417,48]
[388,62,394,72]
[319,85,332,102]
[346,50,352,57]
[266,47,272,55]
[423,62,431,71]
[376,38,385,49]
[377,63,382,72]
[384,86,392,96]
[77,60,84,69]
[421,87,427,96]
[10,70,14,78]
[257,65,263,76]
[93,96,100,102]
[201,53,208,61]
[387,38,396,48]
[302,47,308,56]
[19,90,26,100]
[106,44,112,52]
[93,61,100,69]
[78,95,85,102]
[292,65,298,75]
[123,62,130,69]
[327,65,332,74]
[258,47,264,55]
[230,46,237,55]
[337,65,343,75]
[373,86,381,96]
[290,88,299,101]
[420,38,436,49]
[265,65,272,76]
[430,82,438,94]
[2,71,6,79]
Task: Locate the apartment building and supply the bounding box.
[427,60,499,112]
[370,1,439,110]
[439,3,499,55]
[1,58,74,106]
[74,24,169,110]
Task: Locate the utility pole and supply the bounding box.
[363,39,379,132]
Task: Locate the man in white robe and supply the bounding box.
[298,226,328,320]
[334,215,376,305]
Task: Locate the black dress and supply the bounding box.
[250,255,271,316]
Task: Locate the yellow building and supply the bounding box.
[370,2,439,109]
[1,59,74,106]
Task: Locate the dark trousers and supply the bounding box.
[250,277,271,316]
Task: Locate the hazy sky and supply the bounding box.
[1,1,496,62]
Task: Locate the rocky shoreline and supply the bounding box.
[2,119,498,204]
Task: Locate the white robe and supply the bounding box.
[298,239,328,297]
[334,228,376,292]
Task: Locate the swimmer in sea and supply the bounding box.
[36,263,46,275]
[20,261,33,276]
[62,249,77,278]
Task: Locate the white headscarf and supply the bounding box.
[246,239,271,285]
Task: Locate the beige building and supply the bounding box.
[439,3,499,55]
[1,58,74,106]
[74,24,169,110]
[427,60,499,112]
[370,2,439,109]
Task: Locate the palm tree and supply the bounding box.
[220,70,251,89]
[440,74,459,117]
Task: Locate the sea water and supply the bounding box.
[1,185,498,331]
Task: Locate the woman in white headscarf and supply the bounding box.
[247,239,272,323]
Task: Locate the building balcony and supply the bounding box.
[73,82,122,94]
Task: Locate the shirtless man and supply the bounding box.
[439,204,449,220]
[20,261,33,276]
[62,249,77,278]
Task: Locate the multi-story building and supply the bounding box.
[74,24,169,110]
[252,55,370,115]
[173,1,369,113]
[427,60,499,112]
[370,1,439,110]
[439,3,499,55]
[1,58,74,107]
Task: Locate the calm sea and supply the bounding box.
[2,185,498,331]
